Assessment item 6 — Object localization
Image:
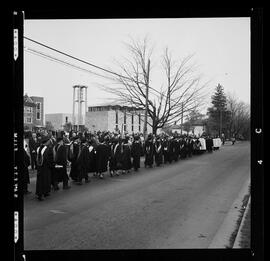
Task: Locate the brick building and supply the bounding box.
[85,103,152,134]
[24,94,44,131]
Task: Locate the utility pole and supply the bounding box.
[180,102,184,135]
[220,107,223,137]
[143,59,150,140]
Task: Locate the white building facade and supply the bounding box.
[85,105,152,134]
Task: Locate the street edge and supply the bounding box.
[232,195,251,248]
[208,177,250,248]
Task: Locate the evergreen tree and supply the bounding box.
[207,84,231,136]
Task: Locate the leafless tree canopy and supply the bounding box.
[97,37,209,134]
[226,92,250,138]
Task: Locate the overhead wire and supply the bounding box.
[24,36,162,97]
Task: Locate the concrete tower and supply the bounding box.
[72,85,88,131]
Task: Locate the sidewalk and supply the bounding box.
[233,196,251,248]
[208,179,250,248]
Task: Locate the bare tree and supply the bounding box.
[226,93,250,139]
[97,37,209,134]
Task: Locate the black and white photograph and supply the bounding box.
[11,8,263,260]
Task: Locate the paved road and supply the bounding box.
[24,141,250,249]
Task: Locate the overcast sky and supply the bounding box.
[24,18,250,115]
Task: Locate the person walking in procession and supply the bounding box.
[154,136,163,167]
[35,136,54,201]
[53,136,71,190]
[131,135,143,171]
[76,137,91,185]
[144,134,154,168]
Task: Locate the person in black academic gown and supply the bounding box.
[122,137,132,174]
[114,137,124,175]
[53,137,71,189]
[187,137,194,157]
[109,137,119,176]
[170,136,179,162]
[144,134,154,168]
[35,136,54,201]
[87,138,97,176]
[95,136,111,179]
[68,136,80,182]
[162,137,171,164]
[131,135,142,171]
[76,137,90,185]
[154,137,163,166]
[206,136,214,153]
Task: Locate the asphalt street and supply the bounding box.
[24,141,250,249]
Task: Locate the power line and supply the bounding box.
[24,36,162,97]
[25,47,107,79]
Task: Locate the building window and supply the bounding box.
[124,110,126,124]
[65,116,68,123]
[25,106,32,113]
[36,112,40,120]
[115,110,118,124]
[26,117,32,123]
[36,102,41,110]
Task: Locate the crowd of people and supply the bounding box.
[23,130,223,201]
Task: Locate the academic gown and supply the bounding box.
[68,142,80,181]
[170,139,179,162]
[122,143,132,170]
[77,144,90,181]
[36,145,53,196]
[206,138,214,152]
[95,143,110,174]
[109,143,118,172]
[87,145,97,173]
[53,143,69,183]
[162,139,171,164]
[131,141,142,170]
[144,140,154,167]
[154,141,163,166]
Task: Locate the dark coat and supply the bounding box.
[113,143,124,170]
[77,144,90,180]
[179,139,187,158]
[122,144,132,170]
[154,140,163,166]
[162,139,171,163]
[144,140,154,166]
[170,139,179,162]
[206,138,214,152]
[36,145,54,196]
[131,141,142,170]
[87,145,97,173]
[29,137,39,154]
[68,142,80,181]
[95,143,110,173]
[109,142,118,171]
[187,138,194,156]
[53,143,69,182]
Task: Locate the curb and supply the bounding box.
[233,196,251,248]
[208,178,250,248]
